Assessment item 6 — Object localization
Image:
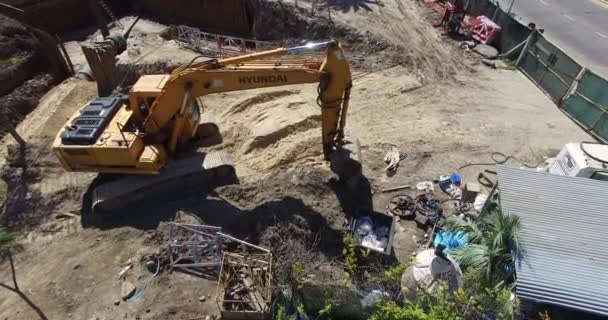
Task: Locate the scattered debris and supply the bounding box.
[433,231,468,254]
[401,247,463,301]
[472,43,499,58]
[387,194,416,218]
[473,194,489,212]
[117,264,133,280]
[54,212,78,220]
[352,212,395,253]
[461,182,481,203]
[438,174,462,200]
[383,146,406,176]
[167,223,223,271]
[381,184,412,193]
[167,222,271,274]
[471,16,501,44]
[416,181,434,192]
[121,281,136,301]
[482,58,515,70]
[217,252,272,319]
[414,194,443,226]
[145,260,157,273]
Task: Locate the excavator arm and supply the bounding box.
[139,40,352,157]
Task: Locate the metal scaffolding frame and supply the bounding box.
[173,25,272,58]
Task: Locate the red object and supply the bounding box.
[471,15,502,44]
[439,3,464,25]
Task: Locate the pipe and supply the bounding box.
[0,2,24,12]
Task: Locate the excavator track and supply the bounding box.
[91,151,236,213]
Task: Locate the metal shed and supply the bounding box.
[497,165,608,316]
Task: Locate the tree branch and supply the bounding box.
[8,249,19,290]
[0,282,16,292]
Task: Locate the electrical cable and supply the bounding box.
[458,152,545,170]
[127,256,160,303]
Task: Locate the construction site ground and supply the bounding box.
[0,0,591,319]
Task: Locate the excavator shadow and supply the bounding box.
[80,150,239,227]
[81,191,345,260]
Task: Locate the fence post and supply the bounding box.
[560,67,587,106]
[492,2,500,21]
[507,0,516,14]
[56,35,74,75]
[516,29,536,67]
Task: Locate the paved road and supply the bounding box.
[495,0,608,78]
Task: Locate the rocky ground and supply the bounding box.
[0,1,592,319]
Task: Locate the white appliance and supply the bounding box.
[549,142,608,181]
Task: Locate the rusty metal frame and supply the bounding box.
[215,252,273,319]
[167,222,224,268]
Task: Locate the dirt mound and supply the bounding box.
[249,0,465,78]
[0,14,62,138]
[203,86,328,179]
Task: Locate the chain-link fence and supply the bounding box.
[463,0,608,143]
[518,31,608,143]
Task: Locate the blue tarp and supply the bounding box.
[434,230,469,254]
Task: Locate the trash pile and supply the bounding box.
[413,194,443,226]
[383,168,491,233]
[353,214,393,253]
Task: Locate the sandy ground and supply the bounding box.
[0,1,592,319]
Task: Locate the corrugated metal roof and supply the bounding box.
[497,165,608,316]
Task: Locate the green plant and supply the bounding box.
[418,286,464,320]
[342,234,359,285]
[370,270,517,320]
[442,209,522,287]
[538,310,551,320]
[0,227,14,253]
[461,270,518,320]
[317,298,337,320]
[291,261,306,288]
[383,264,406,283]
[370,300,428,320]
[275,305,287,320]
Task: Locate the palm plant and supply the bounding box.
[442,209,522,287]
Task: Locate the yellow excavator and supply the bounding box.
[53,40,361,212]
